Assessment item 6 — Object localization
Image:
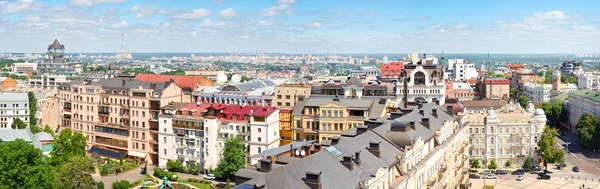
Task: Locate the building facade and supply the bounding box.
[396,53,446,106]
[380,60,406,82]
[0,93,30,129]
[560,60,584,76]
[566,90,600,129]
[274,83,311,110]
[482,78,510,100]
[523,83,551,104]
[578,72,600,90]
[446,58,478,81]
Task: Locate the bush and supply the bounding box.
[100,166,110,176]
[130,179,142,187]
[166,160,184,172]
[112,180,130,189]
[97,182,105,189]
[154,167,178,181]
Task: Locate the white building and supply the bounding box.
[11,62,38,73]
[466,102,546,167]
[578,72,600,90]
[560,60,584,75]
[0,93,30,128]
[566,90,600,129]
[397,53,446,106]
[446,58,478,81]
[523,83,551,104]
[348,66,380,78]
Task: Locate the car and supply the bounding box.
[532,168,544,174]
[557,163,567,169]
[573,166,580,172]
[469,174,481,179]
[517,175,525,181]
[481,170,492,175]
[484,174,497,179]
[204,174,216,180]
[512,169,525,175]
[543,170,553,174]
[495,170,507,175]
[538,173,551,180]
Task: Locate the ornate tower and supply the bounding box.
[47,39,64,60]
[552,70,561,91]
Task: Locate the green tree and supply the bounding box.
[540,102,564,126]
[505,161,511,168]
[537,71,545,77]
[97,182,105,189]
[0,139,56,188]
[44,124,54,134]
[567,76,577,84]
[113,180,131,189]
[50,129,87,166]
[28,91,37,126]
[560,74,567,83]
[30,124,41,134]
[161,70,185,75]
[487,159,498,170]
[576,113,599,148]
[213,136,246,179]
[166,160,184,172]
[55,156,96,189]
[225,179,232,189]
[509,88,516,99]
[519,95,529,108]
[523,157,533,169]
[11,117,26,129]
[471,159,481,169]
[537,127,565,170]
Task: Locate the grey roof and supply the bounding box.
[0,93,28,102]
[223,80,276,93]
[0,128,33,142]
[34,132,54,141]
[250,140,316,158]
[95,78,169,92]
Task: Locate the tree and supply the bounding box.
[576,113,599,148]
[225,179,232,189]
[166,160,184,172]
[213,136,246,179]
[55,156,95,189]
[540,102,564,126]
[505,161,511,168]
[30,124,41,134]
[519,95,529,109]
[560,74,567,83]
[97,182,105,189]
[28,91,37,126]
[523,157,533,169]
[537,71,545,77]
[567,76,577,84]
[113,180,131,189]
[510,88,516,99]
[0,139,56,188]
[44,124,54,134]
[11,117,26,129]
[487,159,498,170]
[537,127,565,170]
[50,129,87,165]
[471,159,481,169]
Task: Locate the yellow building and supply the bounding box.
[275,83,312,145]
[291,96,387,143]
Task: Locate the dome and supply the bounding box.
[534,108,545,116]
[527,103,535,111]
[488,109,497,117]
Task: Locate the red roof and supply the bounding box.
[380,61,404,77]
[135,74,213,89]
[174,103,278,122]
[485,79,510,85]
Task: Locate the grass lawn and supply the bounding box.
[179,180,212,189]
[483,186,494,189]
[99,159,138,176]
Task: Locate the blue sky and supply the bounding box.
[0,0,599,53]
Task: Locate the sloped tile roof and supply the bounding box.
[135,74,213,89]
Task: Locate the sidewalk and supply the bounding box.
[92,167,151,189]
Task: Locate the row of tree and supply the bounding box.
[576,113,600,148]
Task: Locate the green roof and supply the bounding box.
[551,93,569,103]
[569,89,600,103]
[41,144,53,152]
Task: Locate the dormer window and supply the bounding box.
[232,114,238,120]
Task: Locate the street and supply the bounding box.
[555,129,600,178]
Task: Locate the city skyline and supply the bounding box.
[1,0,600,53]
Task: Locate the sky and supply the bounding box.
[0,0,600,53]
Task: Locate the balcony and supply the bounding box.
[99,111,110,115]
[120,113,130,118]
[427,179,438,189]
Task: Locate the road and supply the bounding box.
[555,128,600,178]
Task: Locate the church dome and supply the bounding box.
[534,109,545,116]
[488,109,497,117]
[527,103,535,111]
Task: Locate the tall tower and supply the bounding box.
[552,70,561,91]
[47,39,65,60]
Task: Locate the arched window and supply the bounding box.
[414,71,426,85]
[490,137,494,144]
[490,127,494,133]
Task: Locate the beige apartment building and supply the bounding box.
[41,96,60,132]
[58,78,183,164]
[274,83,311,110]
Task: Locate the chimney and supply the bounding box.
[418,109,424,116]
[356,125,368,135]
[409,121,416,130]
[400,108,412,115]
[391,121,409,132]
[446,105,454,115]
[305,172,322,189]
[122,79,126,86]
[389,112,403,120]
[342,155,354,170]
[354,151,361,166]
[331,136,340,145]
[369,142,381,158]
[150,83,157,90]
[259,159,272,172]
[313,144,322,153]
[421,117,430,129]
[432,109,438,118]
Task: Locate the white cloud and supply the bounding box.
[201,19,224,27]
[277,0,296,4]
[257,20,274,26]
[359,11,376,16]
[0,0,45,14]
[69,0,125,7]
[111,20,128,28]
[261,4,292,17]
[524,11,574,24]
[212,0,223,5]
[129,5,159,19]
[305,22,321,28]
[572,26,594,30]
[21,15,41,23]
[218,8,237,18]
[174,8,211,19]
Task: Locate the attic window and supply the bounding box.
[232,114,238,120]
[188,111,193,115]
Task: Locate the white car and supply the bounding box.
[517,175,525,181]
[204,174,216,180]
[484,174,497,179]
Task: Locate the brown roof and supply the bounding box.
[48,39,64,49]
[135,74,214,89]
[461,99,507,109]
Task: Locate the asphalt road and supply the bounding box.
[555,128,600,178]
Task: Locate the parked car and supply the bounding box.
[517,175,525,181]
[557,163,567,169]
[538,173,551,180]
[204,174,216,180]
[512,169,525,175]
[572,166,580,172]
[495,170,507,175]
[469,174,481,179]
[532,168,544,174]
[543,170,553,174]
[484,174,497,179]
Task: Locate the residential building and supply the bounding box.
[184,70,225,81]
[505,64,524,71]
[12,62,37,73]
[29,73,71,90]
[57,78,184,164]
[396,53,446,106]
[379,60,405,82]
[39,39,82,74]
[235,103,470,189]
[560,60,584,76]
[274,83,311,110]
[523,83,551,104]
[446,58,478,81]
[312,77,394,99]
[0,93,30,128]
[465,101,546,167]
[41,96,60,132]
[291,96,387,143]
[158,102,279,170]
[482,77,510,100]
[348,66,380,78]
[135,74,214,102]
[566,90,600,130]
[578,71,600,90]
[445,82,479,101]
[194,80,276,107]
[1,77,16,91]
[510,69,537,97]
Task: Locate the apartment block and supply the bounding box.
[58,78,184,164]
[274,83,311,145]
[0,93,30,128]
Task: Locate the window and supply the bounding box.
[277,95,282,99]
[164,137,167,144]
[258,137,262,142]
[491,137,494,144]
[277,102,282,106]
[285,95,291,99]
[142,144,145,150]
[285,102,290,106]
[258,128,261,132]
[164,149,167,155]
[258,147,262,153]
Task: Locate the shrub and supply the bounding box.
[154,167,178,181]
[113,180,130,189]
[96,182,105,189]
[166,160,184,172]
[100,166,110,176]
[130,179,142,187]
